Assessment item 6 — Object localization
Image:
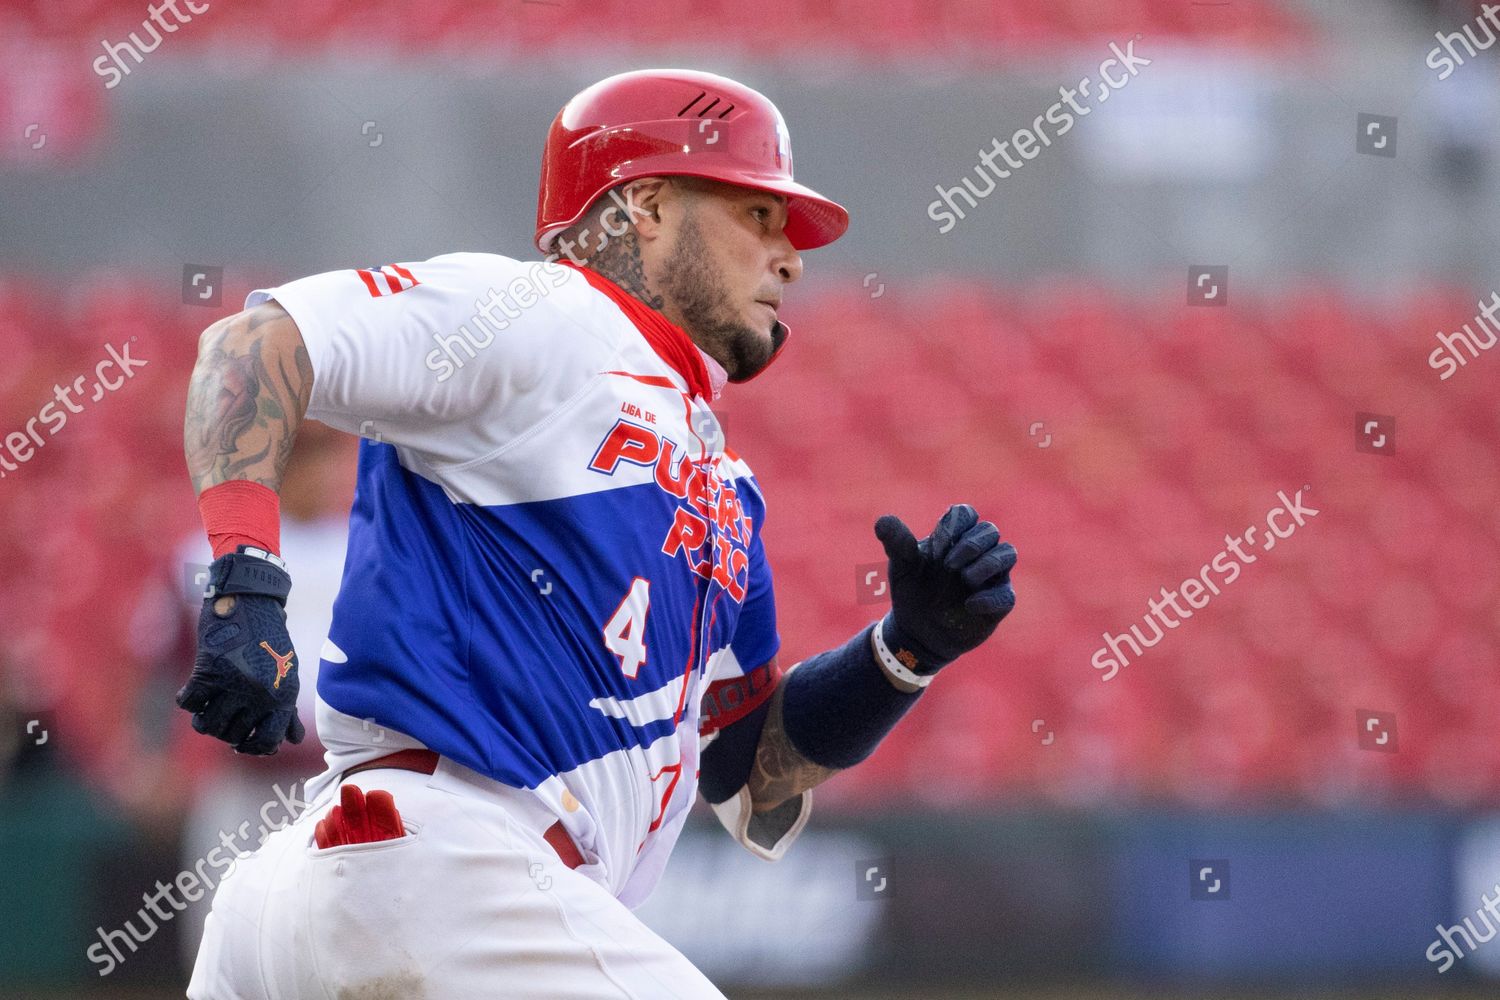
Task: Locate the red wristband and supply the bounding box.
[198,480,281,558]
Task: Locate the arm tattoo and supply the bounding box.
[747,683,841,814]
[184,303,312,494]
[587,230,665,311]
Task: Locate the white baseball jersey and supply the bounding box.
[245,252,808,907]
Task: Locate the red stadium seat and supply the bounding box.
[4,0,1317,69]
[8,270,1492,805]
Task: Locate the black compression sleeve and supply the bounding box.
[779,622,926,770]
[698,695,775,805]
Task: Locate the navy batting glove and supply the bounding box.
[176,547,305,756]
[873,504,1017,675]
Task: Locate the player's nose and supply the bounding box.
[772,238,803,284]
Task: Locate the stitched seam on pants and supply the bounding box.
[188,916,257,1000]
[235,843,280,1000]
[403,769,697,997]
[297,817,340,1000]
[475,788,639,995]
[537,880,642,1000]
[544,872,722,1000]
[207,825,323,1000]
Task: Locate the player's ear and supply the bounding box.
[620,177,670,243]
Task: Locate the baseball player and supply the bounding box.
[178,68,1017,999]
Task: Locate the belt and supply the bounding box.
[341,749,586,870]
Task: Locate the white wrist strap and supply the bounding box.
[870,616,934,689]
[240,546,288,571]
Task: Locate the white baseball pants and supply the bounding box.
[186,758,727,999]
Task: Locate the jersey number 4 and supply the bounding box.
[603,577,651,679]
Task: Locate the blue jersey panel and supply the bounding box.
[318,440,764,788]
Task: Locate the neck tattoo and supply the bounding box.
[588,231,664,311]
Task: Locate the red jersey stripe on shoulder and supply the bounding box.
[560,261,711,400]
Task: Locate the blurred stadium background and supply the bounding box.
[3,0,1500,996]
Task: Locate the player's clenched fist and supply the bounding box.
[175,547,305,756]
[873,504,1017,675]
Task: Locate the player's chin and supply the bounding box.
[726,325,777,381]
[739,311,778,349]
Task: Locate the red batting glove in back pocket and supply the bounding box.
[315,784,406,848]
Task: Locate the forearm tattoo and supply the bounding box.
[747,683,841,814]
[184,303,312,494]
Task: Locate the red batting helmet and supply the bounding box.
[535,68,849,254]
